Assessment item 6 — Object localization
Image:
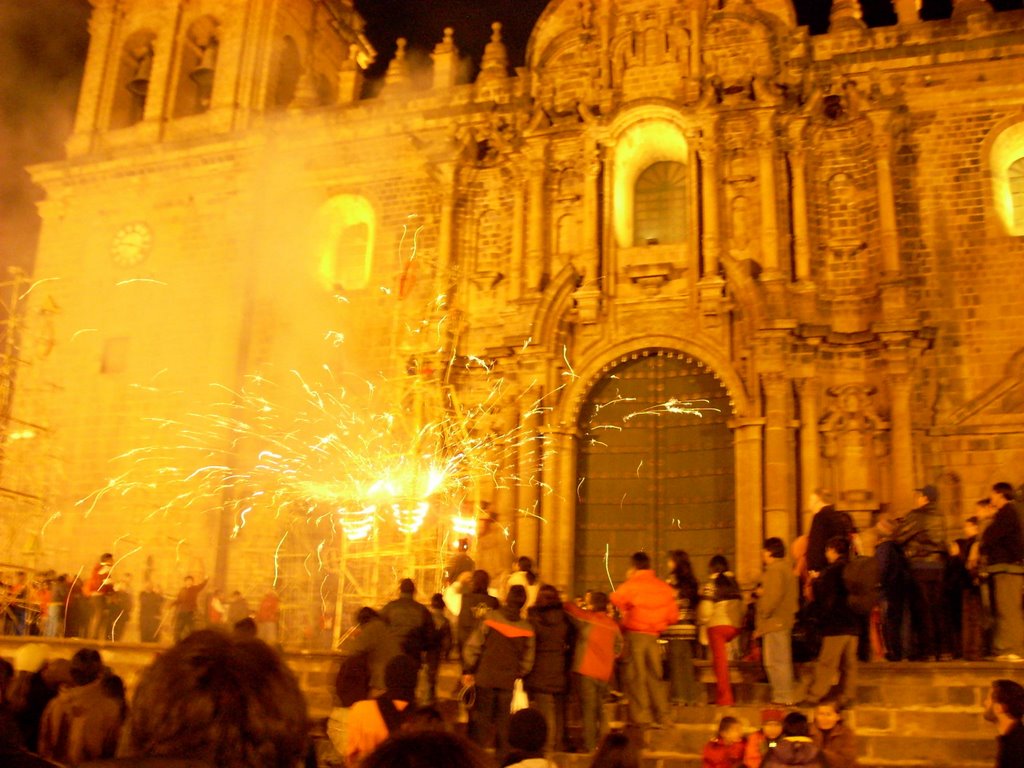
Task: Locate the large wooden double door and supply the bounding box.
[574,349,735,595]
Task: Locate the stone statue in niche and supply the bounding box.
[729,195,752,257]
[820,383,888,507]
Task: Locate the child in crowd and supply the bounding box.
[763,712,822,767]
[702,715,746,768]
[811,700,859,767]
[744,708,784,767]
[503,707,556,768]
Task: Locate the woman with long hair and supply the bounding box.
[697,555,743,706]
[663,549,700,705]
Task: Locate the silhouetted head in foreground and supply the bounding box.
[124,629,308,768]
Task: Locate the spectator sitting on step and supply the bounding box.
[762,712,822,768]
[702,715,746,768]
[984,678,1024,768]
[810,699,858,768]
[743,708,784,768]
[346,655,419,766]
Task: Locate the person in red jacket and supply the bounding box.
[564,591,624,751]
[702,716,746,768]
[611,551,678,729]
[744,709,784,767]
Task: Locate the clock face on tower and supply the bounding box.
[111,222,153,267]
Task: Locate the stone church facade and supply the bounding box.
[5,0,1024,621]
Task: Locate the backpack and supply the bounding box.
[843,555,881,616]
[335,651,370,707]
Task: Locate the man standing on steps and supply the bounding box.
[610,551,678,730]
[981,483,1024,662]
[799,536,859,708]
[984,678,1024,768]
[755,537,797,706]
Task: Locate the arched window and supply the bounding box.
[109,30,156,129]
[314,195,376,292]
[1010,158,1024,232]
[633,161,687,246]
[989,121,1024,236]
[173,16,219,118]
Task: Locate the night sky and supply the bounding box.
[0,0,1022,272]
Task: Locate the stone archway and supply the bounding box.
[572,348,736,595]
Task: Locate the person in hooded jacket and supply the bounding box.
[458,570,500,663]
[341,607,402,696]
[763,712,822,768]
[810,700,859,768]
[525,584,574,753]
[463,584,536,763]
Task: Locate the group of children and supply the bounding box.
[702,700,857,768]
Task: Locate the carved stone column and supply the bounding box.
[539,426,578,592]
[697,128,722,280]
[796,376,822,534]
[731,418,765,588]
[510,172,526,299]
[756,112,780,276]
[525,145,548,292]
[763,373,795,544]
[68,0,118,155]
[787,119,811,282]
[432,164,457,298]
[581,141,601,287]
[516,384,544,561]
[868,111,908,318]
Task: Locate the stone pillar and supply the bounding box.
[581,142,601,287]
[337,45,364,105]
[763,373,795,544]
[697,132,722,279]
[539,426,578,593]
[756,112,780,275]
[433,166,457,298]
[888,373,915,515]
[431,28,459,89]
[892,0,920,23]
[68,0,118,155]
[796,377,821,534]
[951,0,993,20]
[829,0,866,32]
[510,173,526,299]
[731,419,765,588]
[525,146,548,291]
[787,120,811,282]
[868,112,901,276]
[516,386,543,561]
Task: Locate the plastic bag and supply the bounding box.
[510,679,529,713]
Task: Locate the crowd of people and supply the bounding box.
[0,556,283,645]
[1,480,1022,767]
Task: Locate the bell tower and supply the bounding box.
[67,0,374,156]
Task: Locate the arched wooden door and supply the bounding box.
[574,349,735,595]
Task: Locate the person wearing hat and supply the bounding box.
[346,654,419,766]
[744,708,785,767]
[889,484,949,661]
[505,706,557,768]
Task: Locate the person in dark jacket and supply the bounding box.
[800,537,858,707]
[462,585,536,763]
[980,482,1024,661]
[985,678,1024,768]
[890,485,948,660]
[763,712,822,768]
[382,578,435,660]
[664,549,700,706]
[810,699,858,768]
[525,584,573,753]
[458,570,500,663]
[805,490,855,575]
[341,607,402,695]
